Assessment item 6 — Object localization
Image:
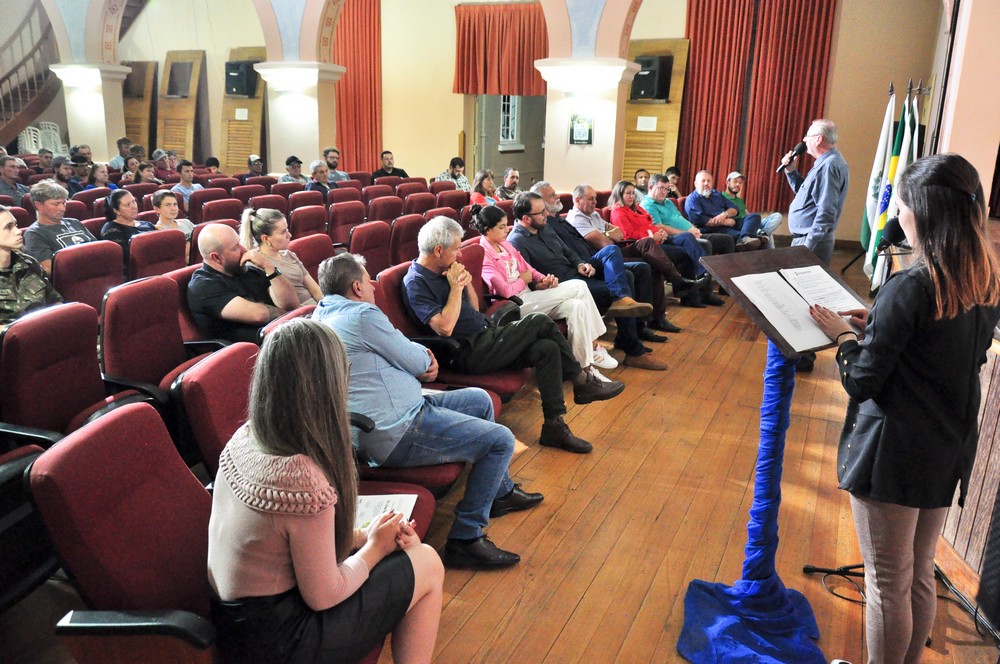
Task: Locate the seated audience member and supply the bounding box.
[633,168,651,206]
[108,137,131,170]
[0,148,26,169]
[187,223,298,342]
[0,156,29,200]
[722,171,783,249]
[494,168,522,201]
[404,216,624,454]
[101,189,156,272]
[684,170,765,251]
[239,154,265,184]
[609,179,709,310]
[204,157,222,174]
[23,179,95,273]
[150,150,173,181]
[279,156,309,185]
[152,190,195,251]
[664,166,683,199]
[372,150,409,180]
[85,163,118,190]
[323,147,350,183]
[208,317,443,663]
[32,148,53,174]
[70,155,90,190]
[70,144,92,163]
[128,144,146,161]
[305,160,333,201]
[316,253,544,568]
[570,183,708,319]
[641,173,735,259]
[170,160,204,212]
[118,156,141,184]
[0,206,62,330]
[434,157,471,192]
[473,204,616,378]
[509,189,668,371]
[51,156,83,196]
[240,207,323,306]
[469,170,498,206]
[134,161,163,185]
[165,151,179,173]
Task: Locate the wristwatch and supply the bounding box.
[266,268,282,280]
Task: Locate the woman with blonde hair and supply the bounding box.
[240,207,323,305]
[208,318,443,663]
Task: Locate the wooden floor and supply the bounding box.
[4,248,999,663]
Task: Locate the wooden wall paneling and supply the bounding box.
[220,46,266,177]
[156,50,206,162]
[122,61,156,153]
[621,39,689,182]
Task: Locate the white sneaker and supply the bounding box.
[587,365,613,383]
[592,345,618,369]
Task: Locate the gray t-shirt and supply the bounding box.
[22,218,96,264]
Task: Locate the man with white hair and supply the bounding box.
[403,216,624,455]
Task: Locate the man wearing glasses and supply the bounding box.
[780,118,849,266]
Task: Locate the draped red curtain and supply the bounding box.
[334,0,382,172]
[743,0,837,212]
[453,3,547,96]
[676,0,755,188]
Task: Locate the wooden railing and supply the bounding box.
[0,4,57,126]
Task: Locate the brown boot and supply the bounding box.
[539,417,593,454]
[623,353,669,371]
[607,296,653,318]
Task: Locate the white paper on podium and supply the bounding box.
[356,494,418,529]
[731,272,831,352]
[778,265,866,311]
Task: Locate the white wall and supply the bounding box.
[629,0,686,40]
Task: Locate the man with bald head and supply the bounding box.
[187,223,299,342]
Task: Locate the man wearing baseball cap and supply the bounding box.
[239,155,264,184]
[721,171,783,249]
[279,155,308,184]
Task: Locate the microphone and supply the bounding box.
[776,142,807,173]
[876,217,905,252]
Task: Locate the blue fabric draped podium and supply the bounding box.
[677,340,825,662]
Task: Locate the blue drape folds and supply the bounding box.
[677,340,825,663]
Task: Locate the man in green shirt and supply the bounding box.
[721,171,783,248]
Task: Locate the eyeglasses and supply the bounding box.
[527,210,546,217]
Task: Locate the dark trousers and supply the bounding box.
[569,265,646,356]
[453,313,581,420]
[621,237,695,318]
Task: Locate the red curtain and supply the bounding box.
[676,0,755,188]
[743,0,837,212]
[334,0,382,172]
[453,3,548,96]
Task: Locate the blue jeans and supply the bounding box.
[710,214,763,242]
[382,388,515,540]
[664,231,708,275]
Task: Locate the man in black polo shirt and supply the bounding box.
[188,224,299,343]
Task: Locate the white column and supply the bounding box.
[50,63,131,161]
[254,62,346,172]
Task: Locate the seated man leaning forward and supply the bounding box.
[403,216,624,454]
[187,223,299,343]
[684,170,766,251]
[315,253,543,569]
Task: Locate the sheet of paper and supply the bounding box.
[732,272,831,352]
[778,265,865,311]
[636,116,657,131]
[356,494,418,529]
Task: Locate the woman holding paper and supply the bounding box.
[810,153,1000,663]
[208,318,443,663]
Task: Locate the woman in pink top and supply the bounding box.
[473,204,616,381]
[469,169,498,206]
[208,319,443,663]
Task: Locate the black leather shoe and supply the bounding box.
[796,352,815,373]
[651,317,682,333]
[539,417,593,453]
[573,372,625,404]
[490,483,544,518]
[638,327,668,342]
[443,535,520,569]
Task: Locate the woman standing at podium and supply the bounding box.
[811,153,1000,663]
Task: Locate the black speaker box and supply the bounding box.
[631,55,673,102]
[225,61,259,97]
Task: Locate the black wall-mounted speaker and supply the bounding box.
[225,61,259,97]
[631,55,673,102]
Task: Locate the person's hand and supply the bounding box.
[446,261,471,289]
[365,511,404,557]
[577,263,596,277]
[395,519,420,550]
[241,249,274,273]
[417,348,439,382]
[810,304,854,341]
[606,225,624,242]
[838,307,869,330]
[782,150,799,172]
[654,228,668,242]
[544,274,559,288]
[710,213,729,227]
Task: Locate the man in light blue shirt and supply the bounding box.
[314,252,543,569]
[170,160,204,214]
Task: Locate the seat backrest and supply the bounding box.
[402,192,436,216]
[288,189,325,211]
[429,180,457,195]
[328,187,362,205]
[458,243,489,313]
[271,181,305,199]
[496,199,514,222]
[122,182,159,200]
[349,221,392,276]
[188,220,239,264]
[64,200,87,221]
[81,217,105,237]
[367,195,403,223]
[436,189,469,212]
[288,205,327,239]
[395,182,427,199]
[163,264,206,342]
[599,206,612,223]
[0,194,13,206]
[362,184,394,207]
[249,194,287,217]
[288,234,335,281]
[127,229,187,280]
[206,177,239,194]
[595,190,612,208]
[347,172,372,188]
[374,263,426,337]
[201,198,245,223]
[243,175,277,192]
[400,177,427,187]
[28,402,212,617]
[338,178,364,192]
[51,240,124,311]
[72,187,112,217]
[423,206,459,223]
[373,175,402,190]
[259,305,316,344]
[100,276,188,385]
[187,188,228,224]
[328,200,366,245]
[176,343,258,477]
[389,214,425,265]
[674,196,687,216]
[231,184,266,204]
[0,303,106,433]
[8,206,30,229]
[558,192,573,213]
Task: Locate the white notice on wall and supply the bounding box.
[235,108,249,121]
[636,116,657,131]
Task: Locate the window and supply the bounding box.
[499,95,520,145]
